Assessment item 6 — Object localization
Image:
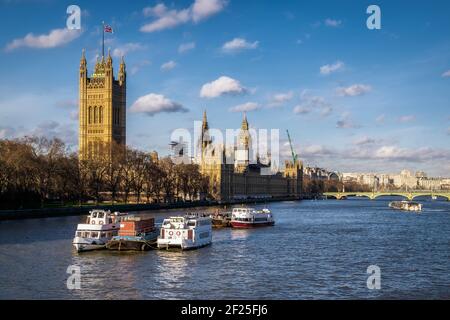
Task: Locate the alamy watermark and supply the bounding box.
[66,265,81,290]
[170,122,281,176]
[366,5,381,30]
[66,5,81,30]
[366,265,381,290]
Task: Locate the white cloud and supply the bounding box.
[5,28,81,51]
[320,61,344,75]
[293,105,310,115]
[353,136,377,146]
[293,91,333,117]
[141,0,227,33]
[229,102,260,112]
[222,38,259,53]
[324,19,342,27]
[268,91,293,107]
[336,112,360,129]
[337,84,372,97]
[442,70,450,77]
[398,115,416,123]
[200,76,246,98]
[178,42,196,53]
[130,93,188,116]
[160,60,177,71]
[192,0,227,22]
[112,43,144,58]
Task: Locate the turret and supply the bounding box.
[200,110,211,151]
[241,112,249,130]
[79,49,87,78]
[118,55,126,86]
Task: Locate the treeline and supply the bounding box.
[302,176,372,194]
[0,137,209,210]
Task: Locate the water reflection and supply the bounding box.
[0,200,449,299]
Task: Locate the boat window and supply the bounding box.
[100,232,106,238]
[91,232,99,238]
[187,221,196,227]
[92,212,97,218]
[98,212,104,219]
[76,232,82,237]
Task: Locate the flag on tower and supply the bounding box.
[104,24,113,33]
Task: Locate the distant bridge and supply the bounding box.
[323,191,450,201]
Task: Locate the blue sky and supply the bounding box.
[0,0,449,176]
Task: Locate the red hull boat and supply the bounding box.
[230,207,274,229]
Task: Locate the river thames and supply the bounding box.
[0,199,449,299]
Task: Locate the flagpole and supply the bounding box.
[102,21,105,58]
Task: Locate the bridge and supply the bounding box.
[323,191,450,201]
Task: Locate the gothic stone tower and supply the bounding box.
[79,49,126,160]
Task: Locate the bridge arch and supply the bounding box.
[372,193,410,200]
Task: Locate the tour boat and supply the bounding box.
[106,215,159,251]
[72,210,127,252]
[157,215,212,250]
[210,209,232,228]
[230,207,275,228]
[389,201,422,212]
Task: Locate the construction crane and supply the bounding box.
[286,130,298,163]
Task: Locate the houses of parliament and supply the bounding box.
[78,50,303,201]
[78,49,126,160]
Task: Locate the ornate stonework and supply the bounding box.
[198,111,303,201]
[79,50,126,160]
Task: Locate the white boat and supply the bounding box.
[72,210,127,252]
[388,201,422,212]
[230,207,275,228]
[157,215,212,250]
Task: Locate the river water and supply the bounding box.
[0,199,449,300]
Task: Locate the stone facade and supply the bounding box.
[79,50,126,160]
[198,111,303,201]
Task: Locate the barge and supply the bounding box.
[106,215,159,251]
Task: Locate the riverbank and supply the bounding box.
[0,196,301,221]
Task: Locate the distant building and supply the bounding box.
[197,111,303,201]
[304,167,339,181]
[341,170,450,190]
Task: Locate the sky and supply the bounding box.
[0,0,449,176]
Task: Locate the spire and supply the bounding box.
[80,49,86,66]
[241,112,249,130]
[106,47,112,65]
[118,55,126,85]
[202,109,209,130]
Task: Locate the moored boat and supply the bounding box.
[106,215,159,251]
[157,215,212,250]
[210,209,232,228]
[72,210,127,252]
[389,201,422,212]
[230,207,274,228]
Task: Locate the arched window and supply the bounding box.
[94,106,98,124]
[99,106,103,124]
[88,106,92,124]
